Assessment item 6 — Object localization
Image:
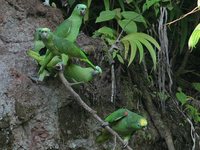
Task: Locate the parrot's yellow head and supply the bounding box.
[139,118,148,127]
[39,28,51,40]
[74,4,87,16]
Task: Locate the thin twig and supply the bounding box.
[111,64,116,103]
[58,71,133,150]
[187,118,196,150]
[108,29,124,103]
[112,135,117,150]
[165,7,199,26]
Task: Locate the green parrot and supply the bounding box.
[27,50,62,81]
[96,108,148,144]
[33,3,87,54]
[54,3,87,42]
[30,4,87,80]
[27,50,101,82]
[37,28,101,74]
[64,63,100,82]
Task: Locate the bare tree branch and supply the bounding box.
[165,7,199,26]
[58,71,133,150]
[108,29,124,103]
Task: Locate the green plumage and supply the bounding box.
[54,4,87,42]
[96,109,148,143]
[37,28,96,74]
[33,4,87,52]
[27,50,99,82]
[64,64,98,82]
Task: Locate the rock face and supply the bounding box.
[0,0,153,150]
[0,0,104,149]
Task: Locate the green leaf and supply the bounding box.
[134,33,161,50]
[128,40,137,66]
[192,82,200,92]
[188,23,200,50]
[122,40,129,60]
[95,26,117,39]
[106,38,116,45]
[121,11,146,24]
[118,19,137,34]
[117,54,124,64]
[176,91,188,105]
[134,40,144,63]
[138,37,157,69]
[121,32,160,68]
[186,104,200,122]
[96,10,116,23]
[112,50,117,58]
[114,8,122,20]
[104,0,110,10]
[118,0,125,11]
[142,0,161,12]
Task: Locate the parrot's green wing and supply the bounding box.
[105,108,129,124]
[58,37,97,69]
[54,4,87,42]
[31,3,87,55]
[96,109,129,143]
[65,64,95,82]
[96,109,148,144]
[54,19,72,39]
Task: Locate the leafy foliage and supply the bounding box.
[121,33,160,67]
[92,0,161,68]
[188,23,200,50]
[176,89,200,122]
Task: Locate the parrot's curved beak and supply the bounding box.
[41,32,48,39]
[80,9,86,16]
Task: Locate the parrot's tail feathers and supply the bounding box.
[38,70,50,81]
[80,59,96,69]
[27,49,43,63]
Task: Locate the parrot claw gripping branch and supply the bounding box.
[27,3,148,150]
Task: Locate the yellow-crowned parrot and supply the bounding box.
[96,108,148,145]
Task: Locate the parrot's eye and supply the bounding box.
[81,8,85,10]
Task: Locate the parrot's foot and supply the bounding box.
[101,122,109,128]
[95,66,102,74]
[55,63,65,71]
[122,141,129,149]
[28,76,42,84]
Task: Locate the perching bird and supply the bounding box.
[54,3,87,42]
[27,50,62,81]
[96,109,148,145]
[27,50,101,82]
[37,28,101,74]
[33,3,87,53]
[31,4,87,79]
[64,63,101,83]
